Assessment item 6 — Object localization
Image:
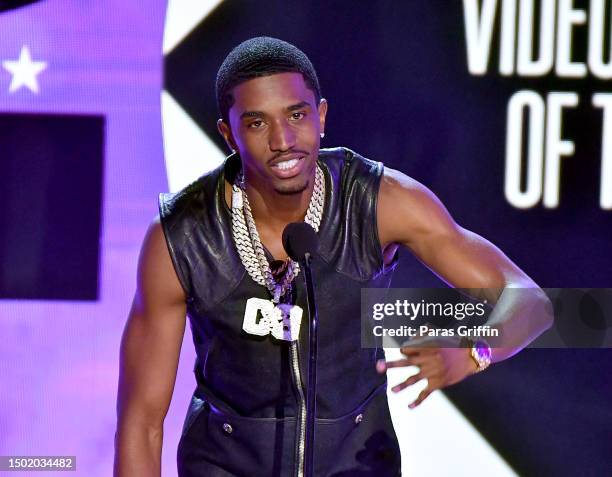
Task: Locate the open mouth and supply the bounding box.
[270,155,306,178]
[272,158,301,170]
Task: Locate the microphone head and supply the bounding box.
[282,222,319,262]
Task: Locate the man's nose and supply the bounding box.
[268,120,296,152]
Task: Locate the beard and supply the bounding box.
[273,178,310,195]
[272,161,315,195]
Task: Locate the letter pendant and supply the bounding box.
[242,298,303,341]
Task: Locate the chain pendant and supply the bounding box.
[242,297,303,341]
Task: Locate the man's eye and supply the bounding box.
[248,120,264,128]
[290,112,305,120]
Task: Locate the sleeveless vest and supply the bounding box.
[159,147,401,476]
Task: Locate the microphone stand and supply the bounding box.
[301,251,318,477]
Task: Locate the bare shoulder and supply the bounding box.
[377,166,460,249]
[135,216,186,309]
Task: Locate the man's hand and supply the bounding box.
[376,337,478,409]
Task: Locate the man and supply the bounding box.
[114,37,552,476]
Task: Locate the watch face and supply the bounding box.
[475,340,492,360]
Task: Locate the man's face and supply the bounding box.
[219,72,327,195]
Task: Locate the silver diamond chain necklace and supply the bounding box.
[231,164,325,303]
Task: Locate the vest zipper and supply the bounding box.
[289,340,306,477]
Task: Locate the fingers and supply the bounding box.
[409,387,433,409]
[398,345,423,356]
[391,371,425,393]
[400,346,436,356]
[377,354,429,373]
[382,358,415,370]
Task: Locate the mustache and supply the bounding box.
[267,149,310,164]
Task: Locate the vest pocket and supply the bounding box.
[180,400,297,476]
[313,383,401,476]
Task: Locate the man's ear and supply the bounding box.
[217,118,237,152]
[318,98,328,136]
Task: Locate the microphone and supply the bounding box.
[282,222,319,477]
[282,222,319,265]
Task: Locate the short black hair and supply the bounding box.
[216,36,321,122]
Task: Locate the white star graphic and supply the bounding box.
[2,45,48,94]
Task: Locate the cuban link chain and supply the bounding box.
[231,164,325,303]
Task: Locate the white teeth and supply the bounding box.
[274,158,300,170]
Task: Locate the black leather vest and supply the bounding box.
[160,147,401,476]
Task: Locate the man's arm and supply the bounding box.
[114,217,187,477]
[376,167,553,406]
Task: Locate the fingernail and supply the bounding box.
[392,386,399,393]
[376,360,386,373]
[408,403,416,409]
